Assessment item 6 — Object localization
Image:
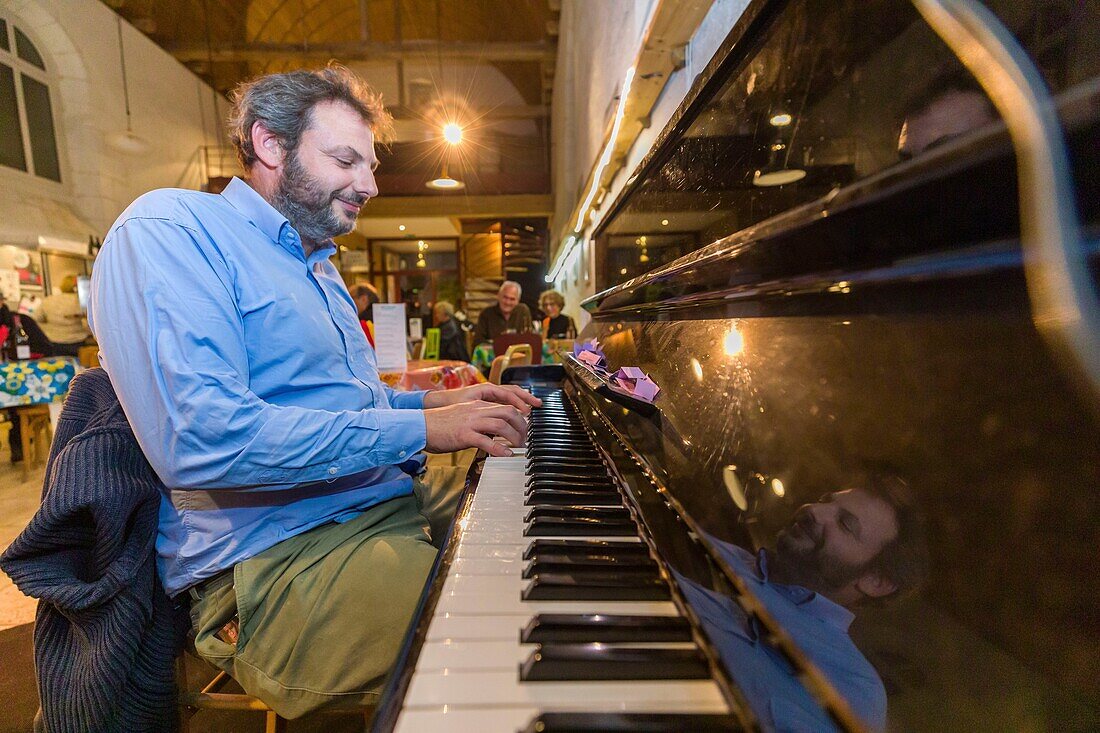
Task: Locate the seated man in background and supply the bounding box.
[677,470,928,732]
[89,65,539,718]
[38,274,92,357]
[473,280,532,345]
[433,300,469,362]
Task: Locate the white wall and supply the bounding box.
[550,0,751,331]
[0,0,230,246]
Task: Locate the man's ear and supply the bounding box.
[250,121,284,169]
[855,572,897,600]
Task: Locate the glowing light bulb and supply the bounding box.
[769,112,793,126]
[723,324,744,357]
[398,224,406,231]
[771,478,785,497]
[442,123,463,145]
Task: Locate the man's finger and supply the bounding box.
[472,431,512,457]
[481,384,541,412]
[483,416,524,448]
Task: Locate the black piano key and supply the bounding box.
[526,480,618,493]
[524,517,637,537]
[526,448,599,460]
[526,473,615,486]
[523,560,658,579]
[520,614,692,643]
[522,573,670,601]
[519,645,710,681]
[527,457,604,468]
[526,491,623,507]
[518,712,740,733]
[524,506,631,523]
[523,539,650,560]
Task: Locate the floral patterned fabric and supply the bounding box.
[0,357,79,407]
[379,360,485,392]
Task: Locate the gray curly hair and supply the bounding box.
[227,64,393,169]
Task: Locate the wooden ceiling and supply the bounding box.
[102,0,559,109]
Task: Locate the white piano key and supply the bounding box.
[403,670,728,711]
[433,588,679,617]
[393,707,537,733]
[448,556,526,576]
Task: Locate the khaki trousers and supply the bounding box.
[189,451,473,719]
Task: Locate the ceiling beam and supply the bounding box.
[388,104,548,120]
[168,40,555,64]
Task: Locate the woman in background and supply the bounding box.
[538,289,576,338]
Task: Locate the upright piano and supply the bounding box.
[373,0,1100,730]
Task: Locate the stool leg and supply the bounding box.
[265,711,288,733]
[19,415,31,482]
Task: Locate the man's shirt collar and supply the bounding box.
[221,177,335,261]
[757,549,855,632]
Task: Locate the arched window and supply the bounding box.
[0,16,60,182]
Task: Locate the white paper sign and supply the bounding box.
[0,270,20,303]
[408,317,423,341]
[372,303,408,373]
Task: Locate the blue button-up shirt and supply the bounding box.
[89,177,428,596]
[675,539,887,732]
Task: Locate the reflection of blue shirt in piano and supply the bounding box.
[90,177,428,597]
[675,541,886,732]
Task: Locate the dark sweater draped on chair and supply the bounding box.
[0,368,182,732]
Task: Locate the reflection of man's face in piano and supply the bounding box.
[771,489,899,607]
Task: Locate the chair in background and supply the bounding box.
[78,345,100,369]
[422,328,441,360]
[492,333,542,365]
[488,344,533,385]
[15,404,52,481]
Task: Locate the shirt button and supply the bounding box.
[328,467,338,475]
[398,450,407,458]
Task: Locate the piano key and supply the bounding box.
[524,506,632,523]
[522,574,671,601]
[426,611,682,643]
[524,517,638,537]
[402,670,728,711]
[416,638,698,673]
[518,712,741,733]
[526,491,624,506]
[522,559,659,579]
[519,645,710,681]
[520,614,693,644]
[523,539,652,560]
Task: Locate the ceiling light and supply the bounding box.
[753,167,806,187]
[620,268,628,275]
[398,224,406,231]
[426,162,464,191]
[442,122,463,145]
[769,112,793,127]
[661,219,669,226]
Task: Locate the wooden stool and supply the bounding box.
[177,651,373,732]
[16,404,52,481]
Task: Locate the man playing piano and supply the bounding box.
[88,65,540,718]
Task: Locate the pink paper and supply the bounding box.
[573,338,607,370]
[610,366,661,403]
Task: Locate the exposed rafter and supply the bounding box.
[166,40,555,64]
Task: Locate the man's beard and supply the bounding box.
[273,151,361,244]
[769,511,864,594]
